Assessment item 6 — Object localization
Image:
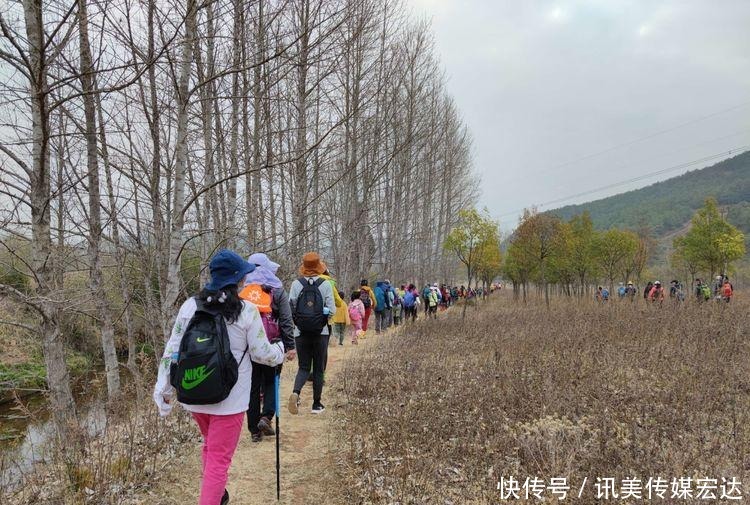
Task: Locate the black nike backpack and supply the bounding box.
[170,299,248,405]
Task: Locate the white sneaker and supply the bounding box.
[311,403,326,414]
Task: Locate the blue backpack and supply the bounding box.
[403,291,416,308]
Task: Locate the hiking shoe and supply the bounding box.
[258,416,275,436]
[288,392,300,415]
[221,489,230,505]
[311,403,326,414]
[251,432,262,443]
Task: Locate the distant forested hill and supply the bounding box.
[552,151,750,236]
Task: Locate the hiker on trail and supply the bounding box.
[422,284,432,315]
[288,252,336,415]
[374,280,391,334]
[643,281,653,300]
[617,282,626,299]
[595,286,609,302]
[240,253,296,443]
[331,290,350,346]
[440,285,450,309]
[648,281,665,304]
[695,278,711,303]
[348,291,365,344]
[392,285,404,326]
[427,283,440,318]
[402,284,418,322]
[721,278,734,303]
[625,281,637,301]
[384,279,396,329]
[154,249,285,505]
[359,279,376,332]
[712,275,724,301]
[669,280,685,302]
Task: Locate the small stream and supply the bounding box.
[0,376,108,488]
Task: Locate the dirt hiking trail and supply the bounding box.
[145,328,386,505]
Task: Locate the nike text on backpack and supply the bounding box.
[293,277,328,333]
[240,284,280,341]
[170,299,248,405]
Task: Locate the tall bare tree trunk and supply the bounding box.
[79,0,121,399]
[162,0,197,338]
[22,0,76,430]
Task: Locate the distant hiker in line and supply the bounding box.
[402,284,419,322]
[392,285,405,326]
[712,275,724,301]
[596,286,609,303]
[288,252,336,415]
[649,281,665,304]
[373,280,390,334]
[422,284,432,316]
[359,279,376,332]
[669,280,685,302]
[428,283,440,318]
[348,291,365,344]
[240,253,297,443]
[643,281,653,301]
[695,278,711,303]
[384,280,396,328]
[331,290,350,345]
[617,282,626,300]
[625,281,637,301]
[721,277,734,303]
[154,250,285,505]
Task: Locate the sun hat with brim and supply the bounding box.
[248,252,280,274]
[299,252,327,277]
[205,249,255,291]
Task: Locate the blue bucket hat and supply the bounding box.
[205,249,255,291]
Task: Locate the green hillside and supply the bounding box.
[552,150,750,236]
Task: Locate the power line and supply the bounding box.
[497,145,750,219]
[525,101,750,178]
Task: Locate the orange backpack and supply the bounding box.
[239,284,272,313]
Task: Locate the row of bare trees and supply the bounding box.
[0,0,477,431]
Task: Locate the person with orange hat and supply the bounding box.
[287,252,336,415]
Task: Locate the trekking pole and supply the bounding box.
[275,368,281,501]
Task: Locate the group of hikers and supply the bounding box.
[596,274,735,304]
[152,249,464,505]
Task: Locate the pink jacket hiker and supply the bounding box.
[348,299,365,328]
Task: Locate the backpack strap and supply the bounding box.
[238,344,249,364]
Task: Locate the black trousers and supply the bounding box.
[247,362,277,434]
[293,332,326,404]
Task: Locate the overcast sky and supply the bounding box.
[408,0,750,231]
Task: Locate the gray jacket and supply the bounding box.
[288,276,336,336]
[271,287,295,351]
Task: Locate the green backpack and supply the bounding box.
[700,284,711,301]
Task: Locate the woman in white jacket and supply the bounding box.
[154,250,284,505]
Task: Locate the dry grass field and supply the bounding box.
[335,294,750,504]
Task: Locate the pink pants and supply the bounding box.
[192,412,245,505]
